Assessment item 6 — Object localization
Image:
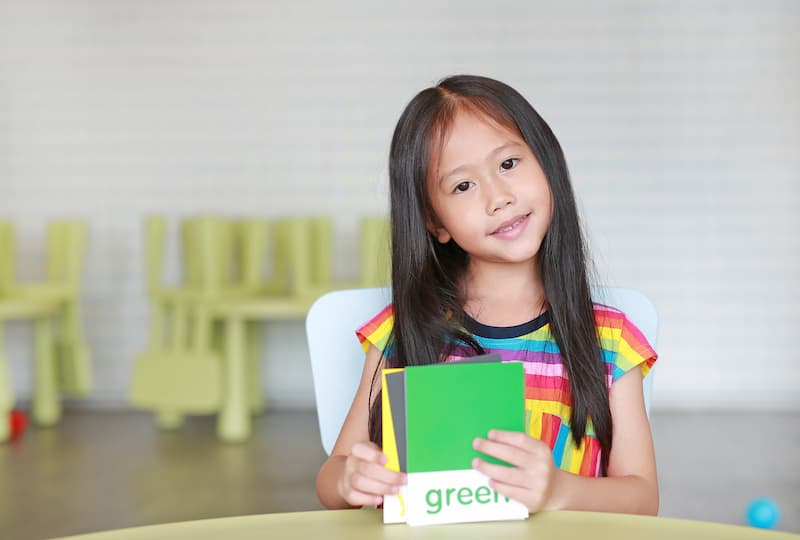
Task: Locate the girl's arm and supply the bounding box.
[547,366,659,514]
[473,367,659,515]
[316,345,407,509]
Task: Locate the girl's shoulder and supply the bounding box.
[592,302,627,329]
[356,304,394,354]
[592,303,658,381]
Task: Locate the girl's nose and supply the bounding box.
[485,178,515,215]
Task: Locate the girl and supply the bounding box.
[316,75,659,515]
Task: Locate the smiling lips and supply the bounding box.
[491,213,530,236]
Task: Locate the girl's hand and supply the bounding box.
[338,441,407,507]
[472,429,562,513]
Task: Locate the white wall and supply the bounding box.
[1,1,798,411]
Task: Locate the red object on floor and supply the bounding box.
[8,409,27,440]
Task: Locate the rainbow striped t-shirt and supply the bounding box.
[356,303,657,478]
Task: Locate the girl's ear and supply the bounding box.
[434,227,452,244]
[426,218,452,244]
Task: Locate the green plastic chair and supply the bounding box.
[193,216,269,419]
[13,221,93,397]
[0,220,90,439]
[131,217,225,429]
[0,300,60,441]
[2,221,58,442]
[207,216,390,442]
[6,220,92,397]
[130,216,267,433]
[208,217,321,441]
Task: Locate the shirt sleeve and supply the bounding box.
[611,313,658,383]
[356,304,395,355]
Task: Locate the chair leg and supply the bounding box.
[246,322,266,415]
[33,318,60,426]
[156,410,183,429]
[58,302,92,396]
[0,405,9,442]
[149,299,165,350]
[58,339,91,397]
[218,315,249,442]
[0,325,12,442]
[154,300,187,430]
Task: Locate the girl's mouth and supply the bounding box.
[492,213,530,235]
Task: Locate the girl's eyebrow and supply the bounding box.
[438,141,524,185]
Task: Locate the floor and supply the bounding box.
[1,409,798,539]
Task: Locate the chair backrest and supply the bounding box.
[359,216,391,287]
[0,221,16,294]
[0,221,88,294]
[46,220,88,289]
[306,286,658,456]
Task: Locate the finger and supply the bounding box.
[473,437,530,468]
[350,442,387,464]
[341,487,384,507]
[360,461,407,486]
[484,479,537,513]
[472,457,528,488]
[350,471,402,497]
[487,429,542,451]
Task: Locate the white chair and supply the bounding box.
[306,286,657,456]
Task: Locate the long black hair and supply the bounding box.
[368,74,611,469]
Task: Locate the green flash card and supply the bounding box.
[382,355,528,526]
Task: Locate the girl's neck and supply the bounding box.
[462,260,546,327]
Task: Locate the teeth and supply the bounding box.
[496,217,523,234]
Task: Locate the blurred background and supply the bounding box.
[1,1,798,538]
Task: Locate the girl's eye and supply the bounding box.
[454,181,471,193]
[500,158,518,171]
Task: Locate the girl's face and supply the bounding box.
[427,109,553,269]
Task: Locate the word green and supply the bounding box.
[425,485,511,514]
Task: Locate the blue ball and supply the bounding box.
[746,497,780,529]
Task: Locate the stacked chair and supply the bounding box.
[130,215,390,442]
[0,220,91,442]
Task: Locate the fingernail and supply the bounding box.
[391,485,399,494]
[376,496,383,505]
[473,438,480,449]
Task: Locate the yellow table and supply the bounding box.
[54,509,798,540]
